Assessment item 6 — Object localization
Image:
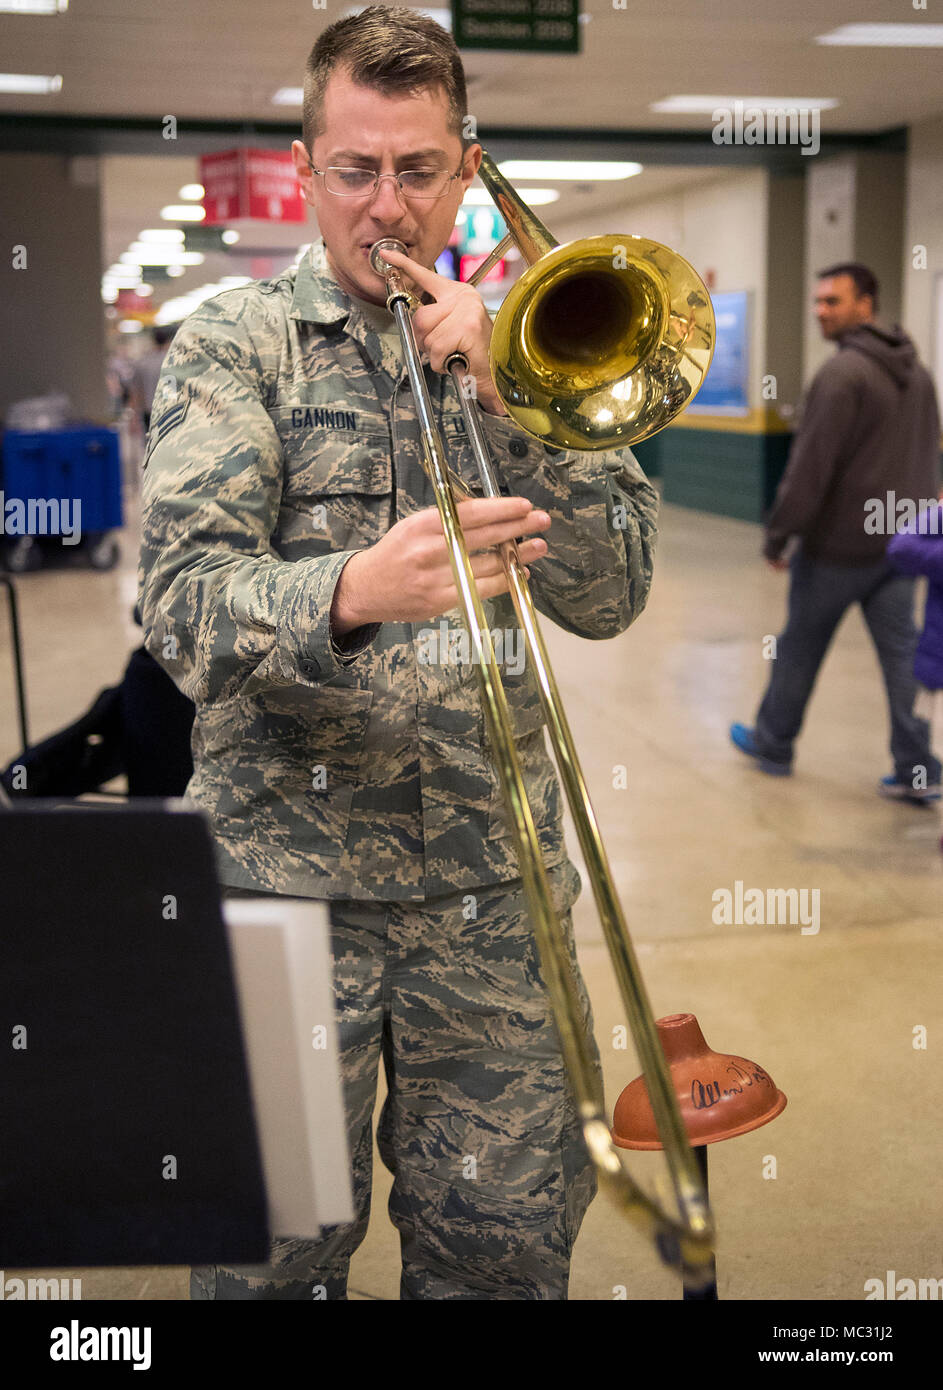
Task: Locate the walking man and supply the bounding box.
[731,263,941,800]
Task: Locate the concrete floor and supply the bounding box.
[2,465,940,1302]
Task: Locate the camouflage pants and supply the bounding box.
[192,858,600,1300]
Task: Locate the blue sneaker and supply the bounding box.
[878,775,942,804]
[729,723,792,776]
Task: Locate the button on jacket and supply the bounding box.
[138,242,658,900]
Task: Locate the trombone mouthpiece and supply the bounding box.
[369,238,407,276]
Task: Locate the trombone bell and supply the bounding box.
[491,234,714,451]
[472,150,716,451]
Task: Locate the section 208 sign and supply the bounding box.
[451,0,580,54]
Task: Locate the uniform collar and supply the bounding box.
[292,239,410,383]
[290,241,352,327]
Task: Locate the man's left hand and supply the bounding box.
[378,246,507,416]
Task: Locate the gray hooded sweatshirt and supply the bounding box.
[764,322,941,564]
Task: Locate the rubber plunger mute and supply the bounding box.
[612,1013,787,1149]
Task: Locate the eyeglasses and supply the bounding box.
[306,160,464,199]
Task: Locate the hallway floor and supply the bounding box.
[2,481,940,1301]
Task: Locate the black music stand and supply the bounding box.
[0,802,269,1266]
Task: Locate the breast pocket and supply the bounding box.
[270,406,393,555]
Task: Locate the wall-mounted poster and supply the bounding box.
[687,290,750,414]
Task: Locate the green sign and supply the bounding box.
[452,0,580,54]
[183,226,229,253]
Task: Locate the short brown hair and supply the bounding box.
[818,262,879,310]
[302,6,469,153]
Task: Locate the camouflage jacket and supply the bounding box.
[138,242,658,900]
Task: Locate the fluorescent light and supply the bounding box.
[166,266,186,278]
[121,248,205,266]
[0,72,62,93]
[272,87,303,106]
[221,229,240,244]
[0,1,67,12]
[137,228,185,243]
[160,205,206,222]
[178,183,205,200]
[464,187,559,206]
[816,24,943,47]
[651,95,839,114]
[498,161,642,181]
[156,299,199,324]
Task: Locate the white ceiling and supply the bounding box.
[2,0,942,132]
[6,0,940,318]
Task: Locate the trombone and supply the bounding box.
[370,150,716,1287]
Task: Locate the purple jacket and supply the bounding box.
[887,504,943,689]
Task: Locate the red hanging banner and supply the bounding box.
[200,149,306,224]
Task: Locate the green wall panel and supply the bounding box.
[652,428,793,523]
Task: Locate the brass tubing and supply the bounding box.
[374,237,716,1287]
[475,151,558,267]
[445,359,714,1282]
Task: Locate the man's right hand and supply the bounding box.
[330,496,552,633]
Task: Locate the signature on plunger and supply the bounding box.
[691,1062,773,1110]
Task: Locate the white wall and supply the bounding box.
[903,113,943,397]
[549,169,771,411]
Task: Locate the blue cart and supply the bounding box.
[1,426,123,572]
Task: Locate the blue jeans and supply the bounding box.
[754,548,941,783]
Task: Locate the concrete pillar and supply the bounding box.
[854,152,904,327]
[764,171,806,419]
[0,153,108,421]
[903,113,943,396]
[802,150,906,382]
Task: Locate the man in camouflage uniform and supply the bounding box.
[138,7,657,1300]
